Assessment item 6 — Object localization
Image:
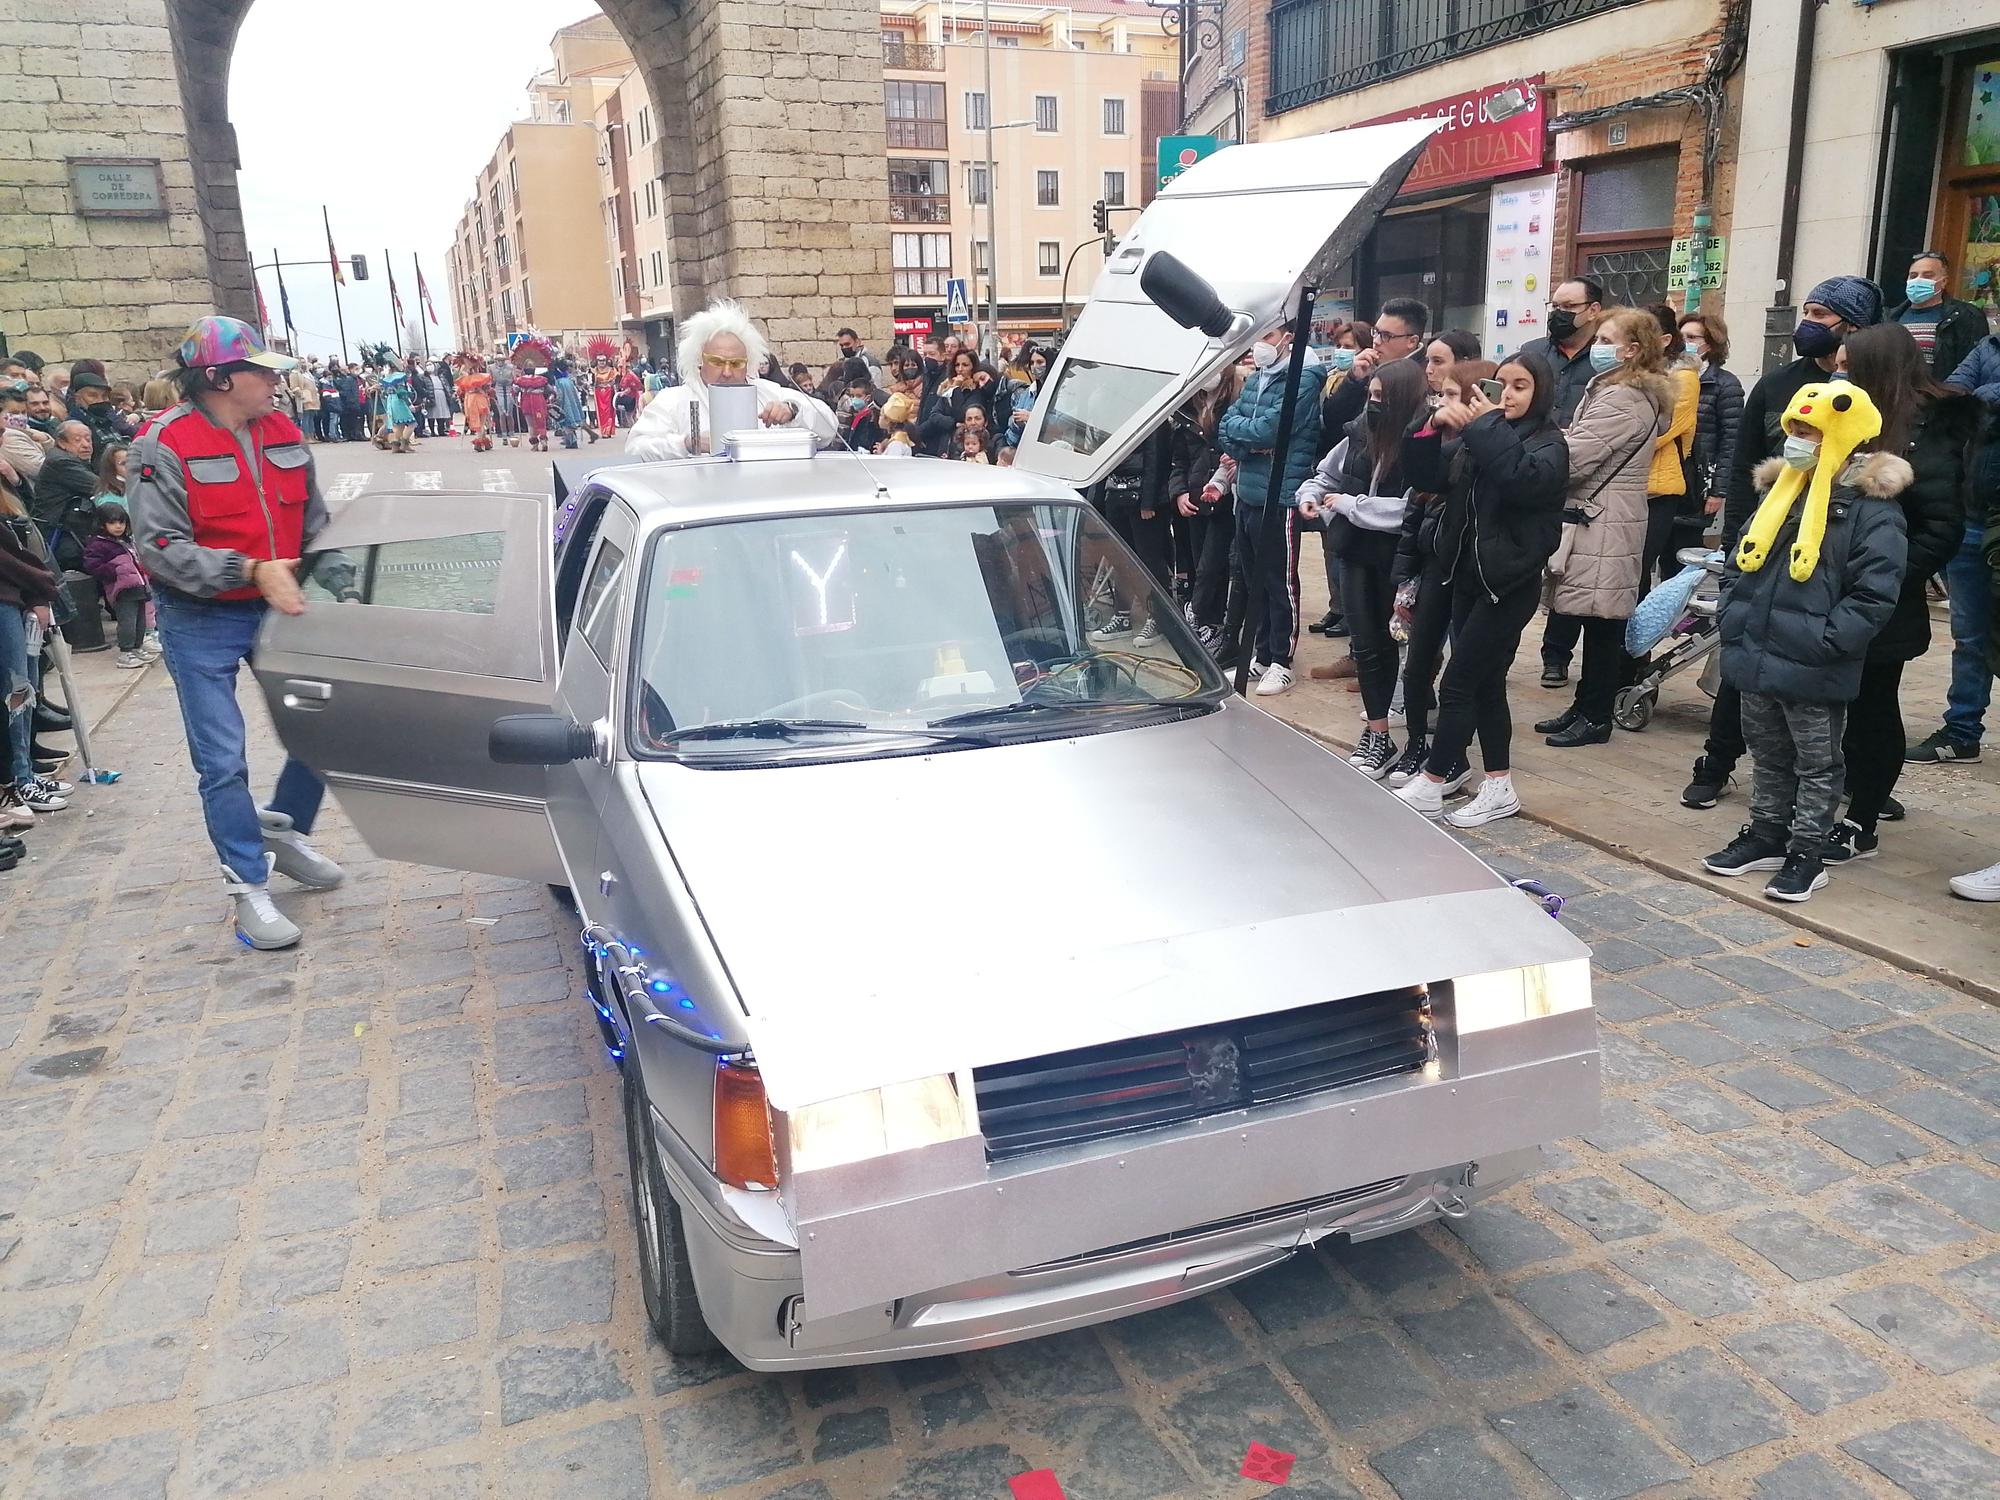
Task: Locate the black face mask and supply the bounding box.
[1792,320,1842,359]
[1546,309,1579,343]
[1363,399,1385,420]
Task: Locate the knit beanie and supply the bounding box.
[1805,276,1883,328]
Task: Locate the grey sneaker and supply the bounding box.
[259,810,345,889]
[223,855,302,950]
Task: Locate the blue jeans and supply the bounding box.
[153,593,323,885]
[1943,522,1991,745]
[0,604,34,787]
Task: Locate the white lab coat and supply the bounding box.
[626,376,837,461]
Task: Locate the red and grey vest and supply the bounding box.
[147,405,311,601]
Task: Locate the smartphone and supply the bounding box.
[1477,378,1505,404]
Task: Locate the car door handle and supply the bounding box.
[282,679,332,711]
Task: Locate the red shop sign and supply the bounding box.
[1360,77,1546,194]
[894,315,934,336]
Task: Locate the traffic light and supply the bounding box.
[1091,199,1108,236]
[350,254,369,281]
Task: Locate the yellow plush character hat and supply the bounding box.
[1735,382,1882,582]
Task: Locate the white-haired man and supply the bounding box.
[628,301,837,460]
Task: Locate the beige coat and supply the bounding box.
[1548,371,1671,619]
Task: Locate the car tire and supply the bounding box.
[622,1064,720,1355]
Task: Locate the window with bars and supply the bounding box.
[1035,95,1059,132]
[1037,170,1060,206]
[1102,98,1126,135]
[1038,240,1061,276]
[1103,171,1126,207]
[1574,150,1676,306]
[892,231,952,296]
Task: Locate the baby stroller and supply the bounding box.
[1615,547,1727,731]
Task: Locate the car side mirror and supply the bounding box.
[490,713,594,765]
[1140,251,1236,338]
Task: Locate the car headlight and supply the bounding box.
[1452,958,1593,1034]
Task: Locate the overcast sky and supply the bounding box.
[230,0,603,360]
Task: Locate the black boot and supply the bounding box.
[32,703,71,734]
[1545,716,1611,748]
[1534,706,1581,736]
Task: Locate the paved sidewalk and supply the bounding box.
[1279,533,2000,1000]
[1,609,1994,1496]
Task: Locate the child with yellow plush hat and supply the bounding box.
[1701,380,1910,903]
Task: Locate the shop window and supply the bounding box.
[1936,56,2000,324]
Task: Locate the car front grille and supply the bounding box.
[974,987,1432,1160]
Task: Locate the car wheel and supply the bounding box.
[622,1065,720,1354]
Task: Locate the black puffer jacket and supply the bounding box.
[1719,453,1910,703]
[1403,411,1569,599]
[1166,408,1225,510]
[1315,412,1414,571]
[1867,389,1979,662]
[1691,361,1743,500]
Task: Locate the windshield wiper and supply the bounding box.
[928,697,1210,729]
[660,718,962,746]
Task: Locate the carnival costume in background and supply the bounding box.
[553,360,587,449]
[379,373,416,454]
[456,366,494,453]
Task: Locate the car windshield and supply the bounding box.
[631,500,1225,759]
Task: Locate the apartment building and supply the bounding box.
[881,0,1178,340]
[446,18,626,353]
[596,65,677,365]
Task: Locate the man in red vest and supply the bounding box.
[129,316,354,950]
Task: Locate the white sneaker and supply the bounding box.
[1248,658,1268,679]
[141,634,163,658]
[0,786,33,829]
[259,809,346,889]
[1948,858,2000,902]
[1396,776,1445,816]
[1446,774,1522,828]
[223,855,302,950]
[115,651,147,669]
[1254,663,1295,696]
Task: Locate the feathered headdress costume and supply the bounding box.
[1735,382,1882,582]
[511,337,555,371]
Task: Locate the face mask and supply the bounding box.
[1250,341,1282,371]
[1363,398,1385,421]
[1826,371,1850,383]
[1588,343,1620,374]
[842,396,867,413]
[1905,278,1937,305]
[1793,320,1841,359]
[1546,309,1579,343]
[1328,347,1357,372]
[1782,434,1821,469]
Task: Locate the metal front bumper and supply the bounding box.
[671,1135,1544,1371]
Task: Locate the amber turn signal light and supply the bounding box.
[713,1060,778,1190]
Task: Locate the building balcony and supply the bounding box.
[890,195,951,225]
[1267,0,1642,114]
[886,119,949,151]
[883,41,944,71]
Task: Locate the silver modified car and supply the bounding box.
[255,122,1598,1370]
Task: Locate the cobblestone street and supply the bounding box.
[2,648,1997,1499]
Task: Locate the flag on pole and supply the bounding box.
[325,208,344,285]
[387,253,406,328]
[274,254,296,342]
[254,276,273,339]
[415,258,439,325]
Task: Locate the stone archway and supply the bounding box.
[0,0,891,373]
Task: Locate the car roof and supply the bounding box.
[590,452,1088,528]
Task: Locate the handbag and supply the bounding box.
[1548,419,1658,578]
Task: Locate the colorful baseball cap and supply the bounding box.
[176,315,297,373]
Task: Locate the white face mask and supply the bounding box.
[1782,434,1821,470]
[1250,341,1282,371]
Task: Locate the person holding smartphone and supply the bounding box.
[1393,354,1569,826]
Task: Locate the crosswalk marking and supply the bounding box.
[480,468,517,493]
[325,472,371,504]
[410,470,443,491]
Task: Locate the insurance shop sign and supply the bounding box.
[68,158,166,218]
[1359,79,1546,195]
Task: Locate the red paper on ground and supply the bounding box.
[1009,1469,1067,1500]
[1241,1441,1296,1484]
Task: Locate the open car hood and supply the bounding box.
[639,706,1585,1111]
[1010,119,1439,489]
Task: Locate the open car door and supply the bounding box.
[1011,119,1439,490]
[252,490,567,885]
